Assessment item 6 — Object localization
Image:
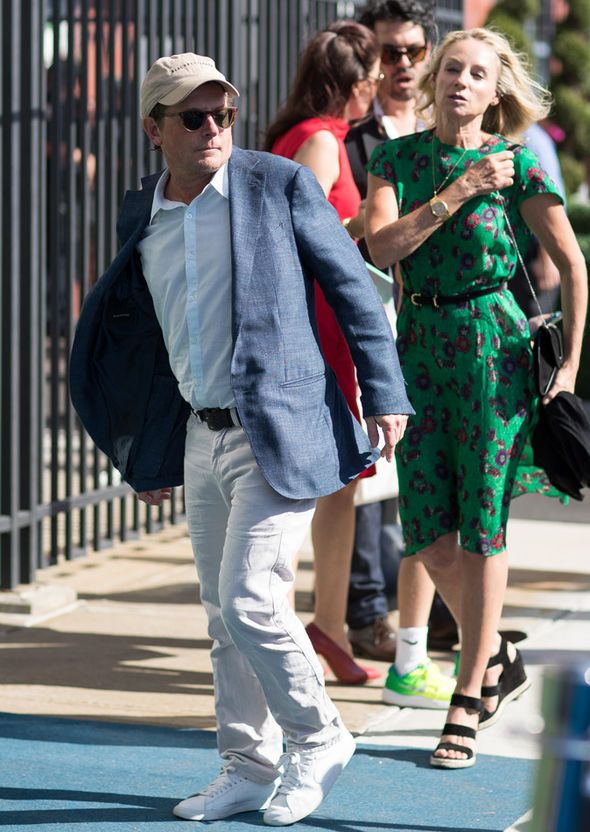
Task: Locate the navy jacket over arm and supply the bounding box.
[70,147,413,499]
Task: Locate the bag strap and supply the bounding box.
[495,192,545,320]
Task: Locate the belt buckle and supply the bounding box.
[210,409,235,431]
[410,292,439,308]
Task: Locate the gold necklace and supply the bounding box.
[431,133,470,196]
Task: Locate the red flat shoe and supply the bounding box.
[306,623,382,684]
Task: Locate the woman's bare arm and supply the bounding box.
[520,193,588,402]
[293,130,340,197]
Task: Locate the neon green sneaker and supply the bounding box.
[382,658,456,709]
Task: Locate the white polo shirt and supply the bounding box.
[137,164,236,410]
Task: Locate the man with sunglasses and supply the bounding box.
[347,0,434,188]
[343,1,458,709]
[70,52,413,825]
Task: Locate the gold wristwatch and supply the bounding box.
[429,196,451,221]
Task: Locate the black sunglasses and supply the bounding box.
[162,107,237,131]
[381,43,427,66]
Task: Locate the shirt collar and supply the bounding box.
[372,97,426,139]
[150,163,229,221]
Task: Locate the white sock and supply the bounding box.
[395,626,429,676]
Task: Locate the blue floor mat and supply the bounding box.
[0,712,534,831]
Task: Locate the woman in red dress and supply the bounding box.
[264,20,382,684]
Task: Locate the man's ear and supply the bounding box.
[143,116,162,148]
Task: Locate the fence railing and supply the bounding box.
[0,0,463,590]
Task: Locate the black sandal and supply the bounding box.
[430,693,481,769]
[479,636,531,730]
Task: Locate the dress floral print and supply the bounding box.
[369,130,564,556]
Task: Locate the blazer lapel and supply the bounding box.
[116,173,160,245]
[228,148,266,340]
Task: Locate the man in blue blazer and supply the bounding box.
[70,53,413,826]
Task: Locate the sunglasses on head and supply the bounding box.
[381,43,427,66]
[163,106,237,131]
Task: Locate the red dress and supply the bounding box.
[272,117,374,477]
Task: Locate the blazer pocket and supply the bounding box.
[279,370,326,389]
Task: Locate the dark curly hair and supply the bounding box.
[357,0,436,43]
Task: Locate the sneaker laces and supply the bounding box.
[195,765,243,798]
[276,751,310,795]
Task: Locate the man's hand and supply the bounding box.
[137,487,172,506]
[365,414,408,462]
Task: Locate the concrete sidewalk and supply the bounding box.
[0,495,588,830]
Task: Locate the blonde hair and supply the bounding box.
[416,28,552,139]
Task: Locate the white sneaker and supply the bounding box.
[263,730,356,826]
[172,765,278,821]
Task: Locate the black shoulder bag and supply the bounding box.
[497,195,564,397]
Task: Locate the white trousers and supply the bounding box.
[184,417,342,783]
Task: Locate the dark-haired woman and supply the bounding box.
[265,20,383,685]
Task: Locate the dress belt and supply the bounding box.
[403,282,507,308]
[192,407,241,431]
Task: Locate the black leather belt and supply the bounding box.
[192,407,241,431]
[404,282,507,308]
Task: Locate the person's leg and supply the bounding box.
[174,419,290,821]
[383,539,456,709]
[346,501,388,631]
[431,547,508,764]
[311,480,358,653]
[397,556,437,628]
[346,501,396,662]
[209,427,341,748]
[210,426,355,825]
[394,557,436,674]
[416,533,463,622]
[183,420,287,782]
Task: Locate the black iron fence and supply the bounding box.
[0,0,463,590]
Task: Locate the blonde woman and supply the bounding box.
[366,28,587,768]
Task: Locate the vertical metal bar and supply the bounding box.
[63,0,76,560]
[103,0,119,547]
[117,1,132,544]
[133,0,145,185]
[77,0,91,555]
[0,0,5,587]
[121,0,132,195]
[184,0,194,54]
[227,0,242,147]
[19,0,44,582]
[38,0,49,571]
[257,0,268,142]
[172,0,182,54]
[49,0,65,566]
[93,0,106,550]
[146,0,160,176]
[195,0,206,54]
[0,0,22,587]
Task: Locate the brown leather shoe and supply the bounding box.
[348,615,396,662]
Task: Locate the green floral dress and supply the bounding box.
[368,130,564,557]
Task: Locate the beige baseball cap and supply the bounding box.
[140,53,239,118]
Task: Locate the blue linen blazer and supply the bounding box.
[70,147,413,499]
